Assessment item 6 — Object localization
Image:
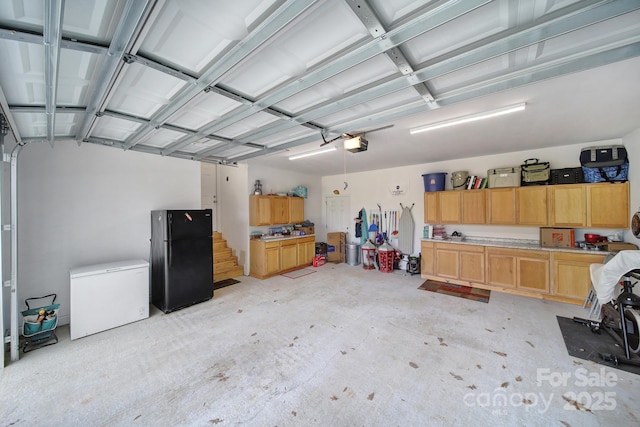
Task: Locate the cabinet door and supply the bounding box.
[266,246,280,275]
[289,197,305,224]
[438,191,462,224]
[548,185,586,227]
[271,197,290,225]
[424,192,438,223]
[421,241,434,275]
[435,245,458,279]
[516,186,548,226]
[280,241,298,270]
[462,190,486,224]
[459,248,485,283]
[587,182,629,228]
[552,252,605,300]
[487,188,516,224]
[297,237,315,266]
[517,251,549,293]
[486,248,517,288]
[249,196,272,226]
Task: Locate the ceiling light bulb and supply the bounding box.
[410,103,526,134]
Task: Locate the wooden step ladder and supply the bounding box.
[213,232,244,282]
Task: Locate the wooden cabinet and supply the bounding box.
[250,236,315,279]
[548,184,587,227]
[250,195,272,226]
[486,247,549,293]
[270,196,289,225]
[250,195,305,226]
[280,239,298,270]
[424,192,438,223]
[516,186,548,226]
[434,242,484,283]
[438,191,462,224]
[297,236,315,267]
[421,241,434,275]
[462,190,486,224]
[250,240,281,277]
[551,252,605,301]
[549,182,629,228]
[587,182,629,228]
[425,182,627,229]
[487,188,516,225]
[289,196,305,224]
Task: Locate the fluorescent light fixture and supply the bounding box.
[409,102,526,134]
[343,136,368,152]
[288,146,336,160]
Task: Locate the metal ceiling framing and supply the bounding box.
[0,0,638,165]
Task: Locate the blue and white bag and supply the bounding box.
[580,145,628,183]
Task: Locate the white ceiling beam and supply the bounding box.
[0,26,109,55]
[121,0,318,151]
[346,0,436,103]
[44,0,64,144]
[75,0,158,144]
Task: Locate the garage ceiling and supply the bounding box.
[0,0,639,176]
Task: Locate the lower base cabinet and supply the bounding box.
[250,236,316,279]
[551,252,606,301]
[434,242,484,283]
[421,241,601,305]
[486,247,549,293]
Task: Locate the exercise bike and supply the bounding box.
[575,270,640,367]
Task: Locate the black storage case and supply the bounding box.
[550,167,584,185]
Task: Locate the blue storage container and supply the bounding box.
[422,173,447,192]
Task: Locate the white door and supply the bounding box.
[325,195,351,239]
[201,162,218,231]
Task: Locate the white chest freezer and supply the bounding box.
[70,259,149,340]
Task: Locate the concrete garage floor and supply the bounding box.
[1,263,638,426]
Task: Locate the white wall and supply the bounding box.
[17,142,201,324]
[321,139,634,255]
[623,128,640,243]
[217,163,250,274]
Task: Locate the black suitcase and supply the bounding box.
[550,167,584,185]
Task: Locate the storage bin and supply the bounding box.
[422,173,447,192]
[346,243,361,266]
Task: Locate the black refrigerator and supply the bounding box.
[150,209,214,313]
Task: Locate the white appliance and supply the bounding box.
[70,259,149,340]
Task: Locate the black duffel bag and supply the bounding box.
[580,145,628,183]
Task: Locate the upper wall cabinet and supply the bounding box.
[549,182,628,228]
[425,182,628,229]
[516,186,548,226]
[487,188,516,225]
[250,195,305,226]
[587,182,629,229]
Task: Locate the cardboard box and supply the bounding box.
[540,227,575,248]
[295,226,314,235]
[594,242,638,252]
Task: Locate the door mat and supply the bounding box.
[213,278,240,290]
[281,268,316,279]
[418,280,490,303]
[556,316,640,375]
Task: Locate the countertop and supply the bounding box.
[421,236,612,254]
[253,234,315,242]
